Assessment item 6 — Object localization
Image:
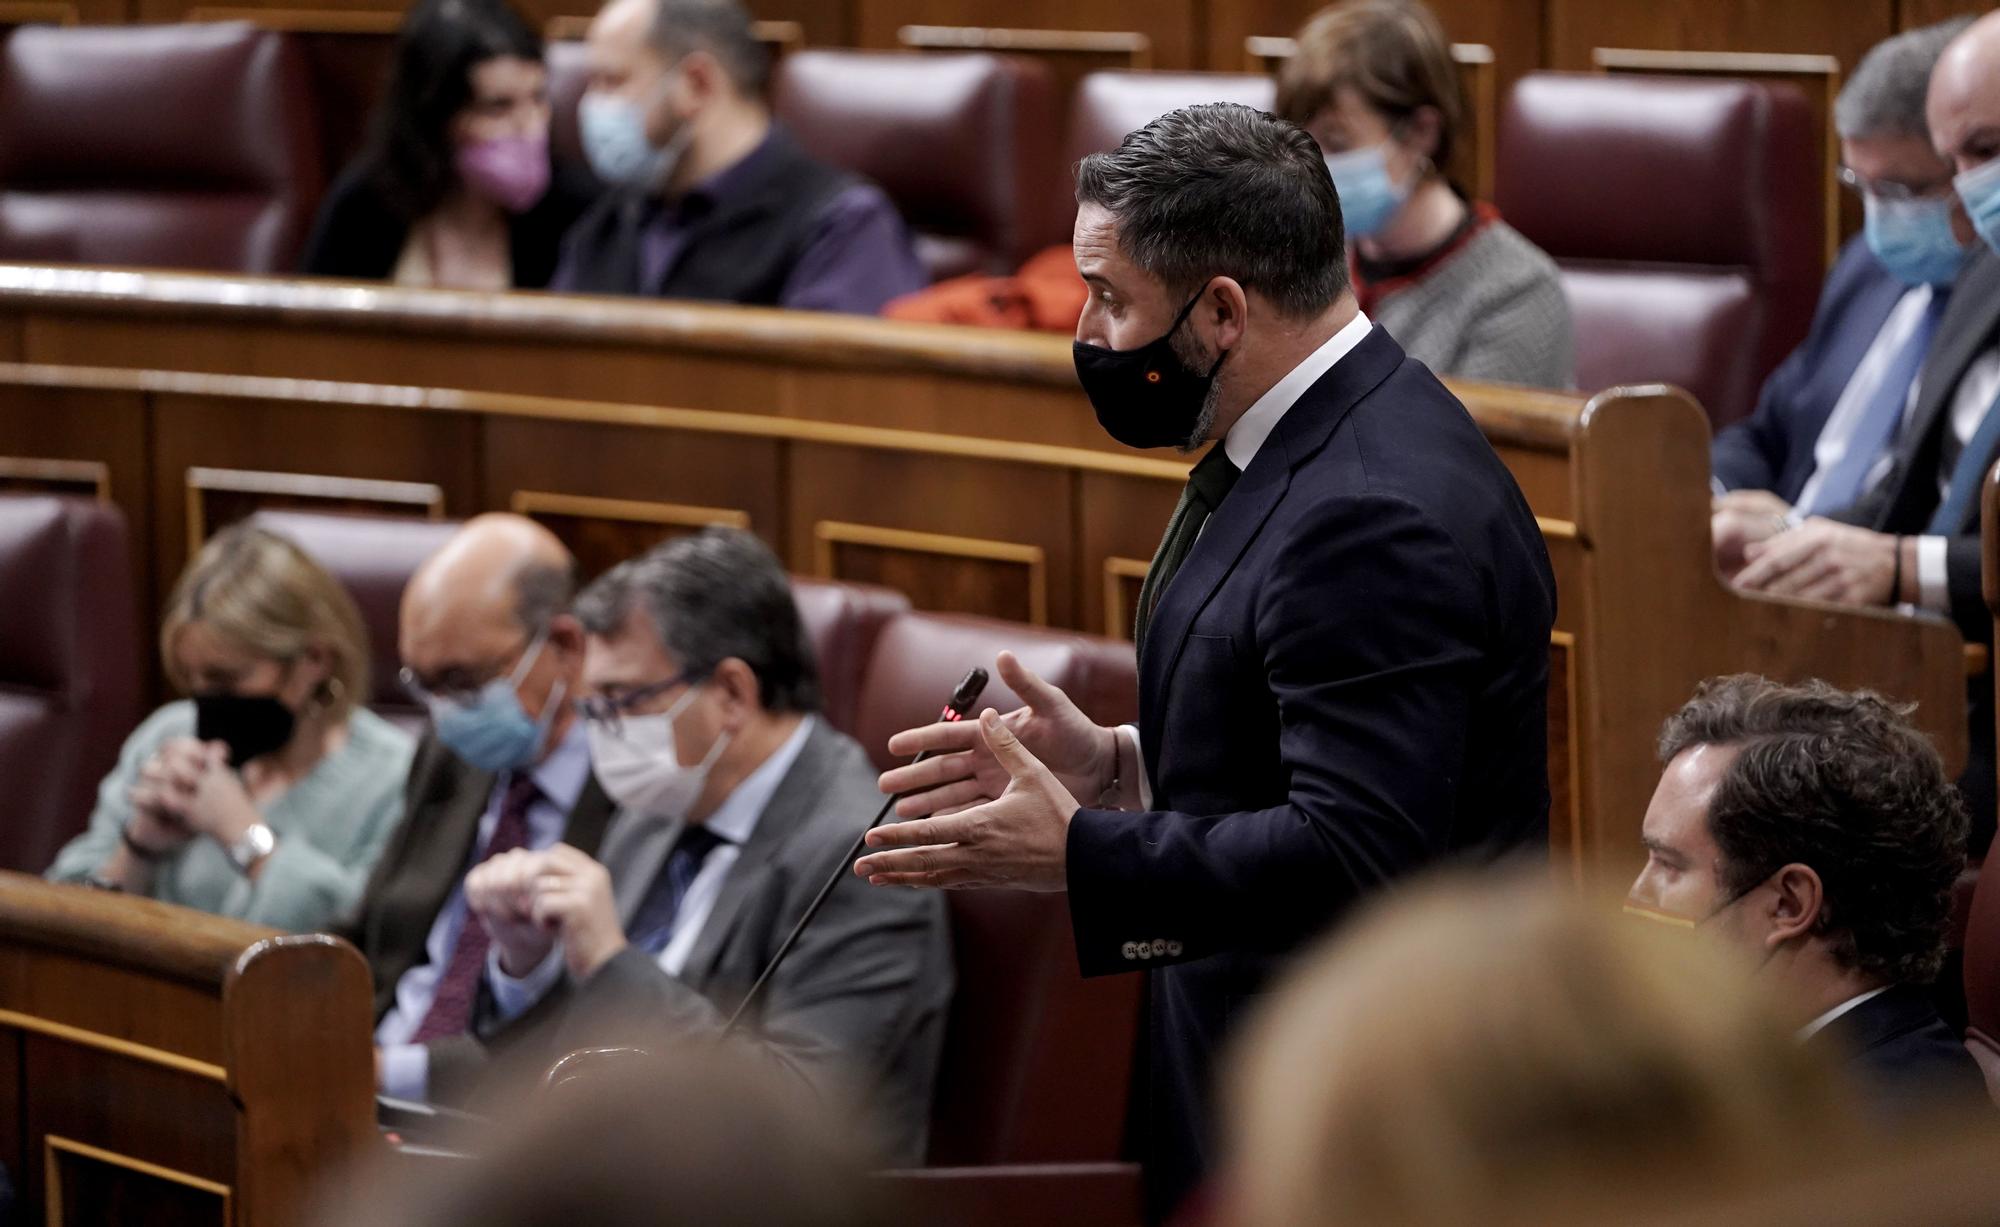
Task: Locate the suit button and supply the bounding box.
[1137,943,1152,960]
[1166,940,1184,957]
[1151,939,1168,956]
[1121,942,1139,960]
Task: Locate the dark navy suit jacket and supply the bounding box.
[1712,235,1909,503]
[1813,983,1987,1118]
[1065,325,1557,1218]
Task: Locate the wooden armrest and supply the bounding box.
[1966,644,1990,677]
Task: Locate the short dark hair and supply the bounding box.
[574,527,819,714]
[1658,675,1968,985]
[1074,103,1349,318]
[650,0,770,97]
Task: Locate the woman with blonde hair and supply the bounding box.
[1223,872,1866,1227]
[48,523,414,931]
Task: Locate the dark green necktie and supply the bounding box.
[1134,447,1241,652]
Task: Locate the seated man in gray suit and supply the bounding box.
[464,527,952,1164]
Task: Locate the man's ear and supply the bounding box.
[547,613,587,659]
[1766,863,1826,948]
[1205,277,1251,353]
[712,657,761,727]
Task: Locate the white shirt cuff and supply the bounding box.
[377,1042,429,1101]
[1916,534,1951,612]
[1119,724,1153,811]
[487,942,565,1023]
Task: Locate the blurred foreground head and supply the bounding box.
[323,1042,889,1227]
[1223,871,1864,1227]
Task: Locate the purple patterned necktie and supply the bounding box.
[410,772,541,1044]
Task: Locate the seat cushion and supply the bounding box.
[788,577,911,738]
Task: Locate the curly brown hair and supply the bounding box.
[1658,675,1968,984]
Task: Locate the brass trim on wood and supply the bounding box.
[185,5,401,31]
[0,1009,226,1083]
[1245,35,1491,70]
[1535,516,1579,540]
[547,14,800,47]
[0,456,110,500]
[1549,629,1584,883]
[1101,557,1151,641]
[813,522,1049,625]
[509,490,751,531]
[185,466,446,553]
[45,1134,233,1226]
[898,23,1152,65]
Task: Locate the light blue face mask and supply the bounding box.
[1323,143,1410,241]
[430,632,565,773]
[1953,154,2000,257]
[578,73,691,191]
[1864,191,1969,287]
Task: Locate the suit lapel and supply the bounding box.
[1140,326,1404,715]
[602,814,682,926]
[408,764,496,940]
[1881,250,2000,527]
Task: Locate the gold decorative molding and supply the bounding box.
[185,466,445,552]
[0,456,109,500]
[813,522,1048,625]
[0,1009,225,1082]
[547,14,799,48]
[1101,556,1151,641]
[45,1134,232,1226]
[1535,516,1579,540]
[509,490,750,532]
[899,23,1152,66]
[1549,629,1583,882]
[185,5,401,31]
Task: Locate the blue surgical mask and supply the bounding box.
[1323,143,1410,241]
[1864,192,1969,286]
[578,76,690,191]
[429,633,565,772]
[1954,155,2000,257]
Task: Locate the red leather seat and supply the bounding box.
[1962,834,2000,1104]
[0,22,323,272]
[247,510,459,724]
[1060,71,1276,238]
[0,495,142,873]
[1495,73,1821,430]
[772,50,1063,281]
[850,610,1139,774]
[787,577,910,738]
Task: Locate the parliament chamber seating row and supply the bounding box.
[0,18,1830,425]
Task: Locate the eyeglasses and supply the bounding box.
[575,671,697,738]
[1837,165,1954,203]
[400,629,546,710]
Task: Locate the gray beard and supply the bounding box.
[1170,330,1224,454]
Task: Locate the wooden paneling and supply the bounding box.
[855,0,1195,70]
[898,23,1151,105]
[1546,0,1897,77]
[1898,0,1994,29]
[1214,0,1541,96]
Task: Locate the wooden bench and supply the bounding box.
[0,870,375,1227]
[0,267,1969,878]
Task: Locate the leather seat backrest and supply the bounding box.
[772,50,1063,281]
[1495,72,1820,429]
[546,38,595,185]
[1962,833,2000,1105]
[0,22,324,272]
[0,495,142,873]
[247,510,460,723]
[851,610,1138,773]
[787,577,910,738]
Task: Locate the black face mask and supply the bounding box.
[194,692,298,768]
[1073,287,1230,450]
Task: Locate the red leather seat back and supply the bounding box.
[1963,834,2000,1105]
[247,510,459,722]
[0,22,324,272]
[1059,71,1277,239]
[0,496,142,873]
[851,611,1138,773]
[772,50,1063,281]
[1495,72,1821,429]
[787,577,910,738]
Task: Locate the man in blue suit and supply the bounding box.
[1713,18,1972,574]
[854,104,1556,1220]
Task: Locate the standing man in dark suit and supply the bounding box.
[343,514,614,1106]
[462,529,952,1164]
[854,104,1556,1218]
[1711,17,1973,568]
[1735,13,2000,852]
[1630,676,1983,1117]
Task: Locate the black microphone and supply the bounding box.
[722,667,989,1035]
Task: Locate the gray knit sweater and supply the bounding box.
[1367,219,1574,390]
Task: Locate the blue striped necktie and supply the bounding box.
[628,824,729,955]
[1926,378,2000,535]
[1804,288,1951,515]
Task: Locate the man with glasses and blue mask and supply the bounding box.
[1629,675,1981,1117]
[340,514,615,1107]
[546,0,925,313]
[1713,17,1974,573]
[1733,10,2000,856]
[458,527,951,1165]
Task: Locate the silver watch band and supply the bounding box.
[227,822,275,874]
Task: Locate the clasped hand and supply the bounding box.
[128,737,259,852]
[464,843,626,980]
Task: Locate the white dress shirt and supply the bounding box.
[488,716,817,1021]
[1118,311,1376,809]
[1790,285,1935,515]
[374,719,594,1100]
[1798,985,1891,1041]
[1914,346,2000,610]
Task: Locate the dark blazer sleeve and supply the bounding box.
[508,161,600,290]
[1712,341,1808,493]
[1066,492,1487,974]
[299,164,408,280]
[1947,534,1989,642]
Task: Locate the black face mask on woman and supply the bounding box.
[194,692,297,768]
[1072,287,1231,450]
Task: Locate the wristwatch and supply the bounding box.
[226,822,276,874]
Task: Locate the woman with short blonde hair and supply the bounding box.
[49,523,414,931]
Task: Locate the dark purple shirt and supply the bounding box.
[548,130,927,315]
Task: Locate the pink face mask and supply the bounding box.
[454,133,551,213]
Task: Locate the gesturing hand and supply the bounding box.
[877,651,1113,820]
[856,709,1079,891]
